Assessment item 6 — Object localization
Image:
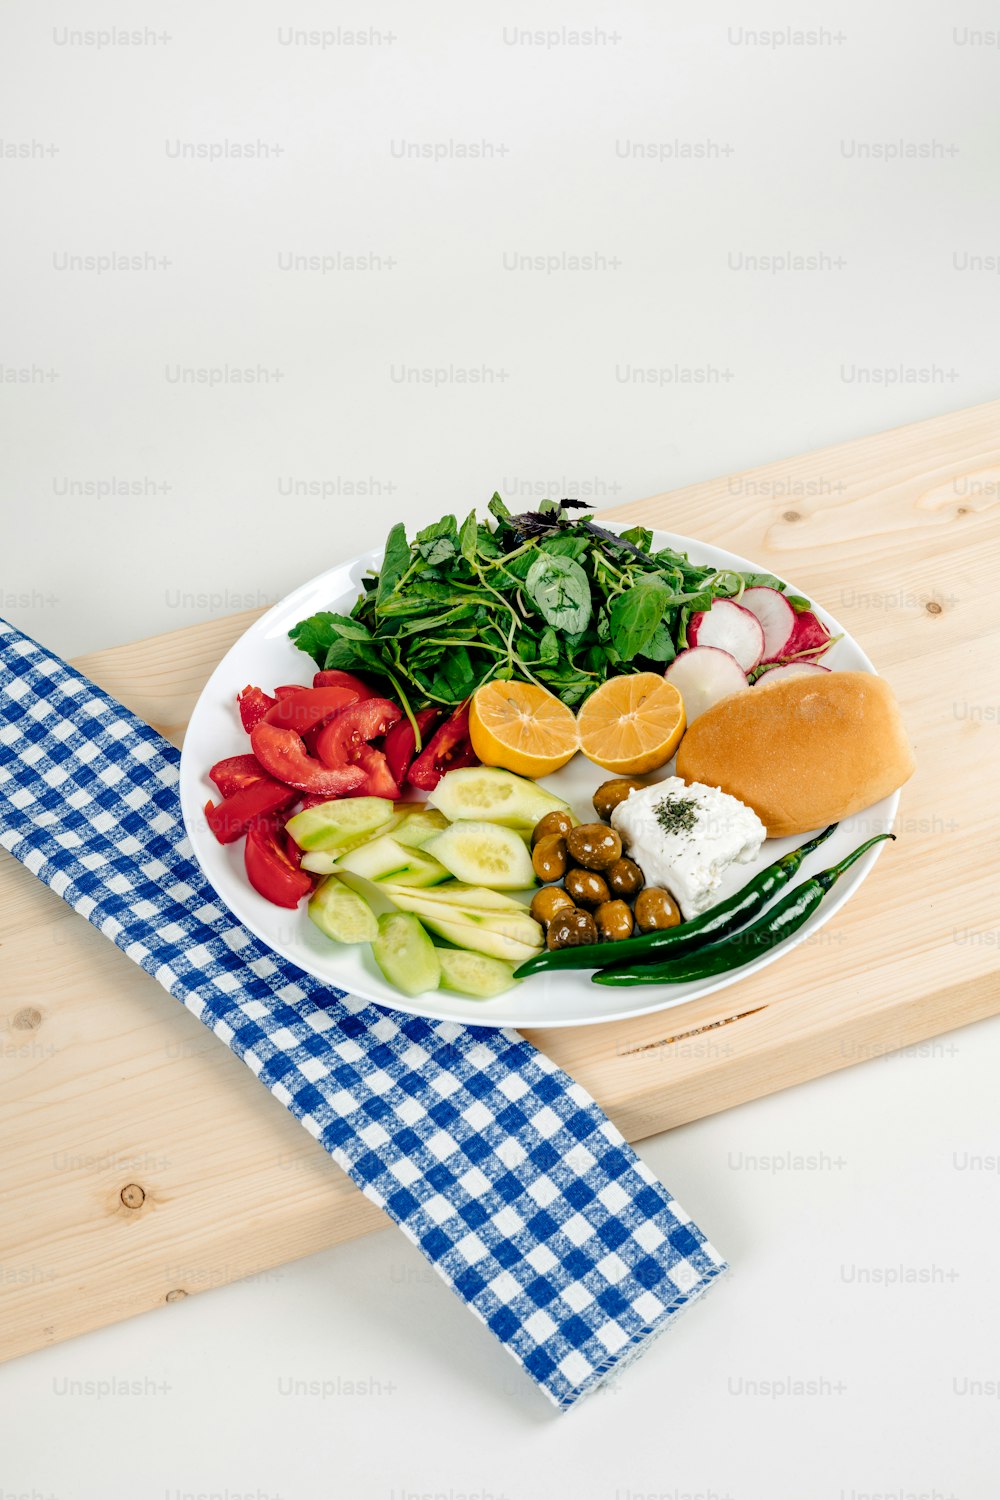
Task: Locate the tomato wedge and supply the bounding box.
[238,685,277,733]
[314,669,378,700]
[204,778,298,844]
[383,708,441,787]
[250,721,367,797]
[245,816,313,908]
[209,753,267,798]
[263,684,359,732]
[314,698,403,770]
[407,704,478,790]
[355,745,401,800]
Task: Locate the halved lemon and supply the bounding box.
[469,681,579,778]
[577,673,686,774]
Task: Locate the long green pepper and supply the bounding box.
[514,823,838,978]
[593,832,894,987]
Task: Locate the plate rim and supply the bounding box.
[179,526,898,1029]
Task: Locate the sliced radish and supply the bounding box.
[783,609,833,660]
[739,586,797,662]
[687,598,764,672]
[664,646,749,723]
[754,662,831,687]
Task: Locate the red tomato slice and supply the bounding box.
[238,685,277,733]
[250,721,367,797]
[209,753,267,798]
[383,708,441,787]
[314,698,403,770]
[356,745,401,800]
[314,669,378,701]
[245,817,313,907]
[273,683,309,700]
[204,778,298,844]
[407,704,478,790]
[263,685,359,733]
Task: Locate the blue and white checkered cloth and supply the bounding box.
[0,617,726,1409]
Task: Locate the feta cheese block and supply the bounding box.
[610,777,766,920]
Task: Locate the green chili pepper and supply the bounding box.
[513,823,838,978]
[593,832,894,987]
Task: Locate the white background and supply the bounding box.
[2,2,999,1496]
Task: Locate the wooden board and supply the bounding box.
[3,399,999,1363]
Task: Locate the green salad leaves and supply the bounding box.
[290,496,791,715]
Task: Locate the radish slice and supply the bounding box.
[739,586,797,662]
[687,599,765,672]
[784,609,833,660]
[754,662,831,686]
[664,646,749,723]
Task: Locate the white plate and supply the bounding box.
[180,529,898,1029]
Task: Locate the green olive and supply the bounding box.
[606,856,645,899]
[531,810,575,847]
[592,777,644,821]
[633,887,681,933]
[564,867,611,909]
[565,822,623,872]
[530,885,575,929]
[531,834,568,883]
[595,899,634,942]
[546,907,598,951]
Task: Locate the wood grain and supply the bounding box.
[3,398,999,1363]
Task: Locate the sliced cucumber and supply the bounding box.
[419,914,540,965]
[337,835,449,888]
[381,887,543,954]
[380,882,527,913]
[437,948,519,999]
[393,806,450,849]
[301,850,340,874]
[286,797,394,852]
[424,821,535,891]
[308,876,378,944]
[372,912,441,996]
[427,767,570,830]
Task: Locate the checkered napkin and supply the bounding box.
[0,617,726,1409]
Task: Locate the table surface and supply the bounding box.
[3,0,999,1494]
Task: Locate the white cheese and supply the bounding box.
[610,777,766,920]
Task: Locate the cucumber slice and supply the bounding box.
[437,949,519,999]
[380,882,527,913]
[286,797,394,852]
[393,806,450,849]
[424,821,535,890]
[337,835,449,888]
[308,876,378,944]
[300,850,339,874]
[427,767,570,830]
[382,888,543,952]
[372,912,441,996]
[419,914,540,965]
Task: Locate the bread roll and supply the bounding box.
[675,671,914,837]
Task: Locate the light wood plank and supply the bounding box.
[3,398,998,1362]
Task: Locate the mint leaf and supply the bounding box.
[289,611,369,666]
[609,579,669,660]
[524,554,592,634]
[619,526,653,553]
[460,509,479,564]
[537,626,560,666]
[416,515,459,567]
[376,522,410,610]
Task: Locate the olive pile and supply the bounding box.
[529,778,682,952]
